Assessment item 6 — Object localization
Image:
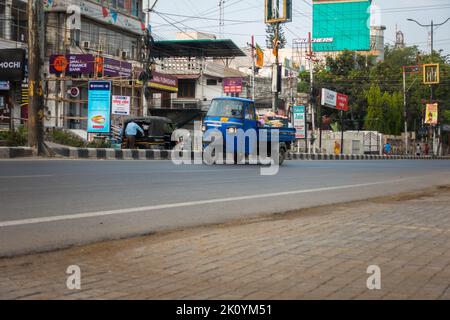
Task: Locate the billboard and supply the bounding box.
[312,0,371,52]
[111,95,131,116]
[265,0,292,24]
[224,78,243,94]
[321,88,349,111]
[425,104,438,125]
[293,105,306,139]
[49,54,94,75]
[0,49,26,81]
[423,64,440,85]
[87,81,111,133]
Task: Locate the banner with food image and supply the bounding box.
[87,81,112,133]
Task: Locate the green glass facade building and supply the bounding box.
[312,0,371,52]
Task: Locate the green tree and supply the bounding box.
[365,84,384,132]
[297,46,450,134]
[265,24,286,49]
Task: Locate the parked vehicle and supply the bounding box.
[202,97,296,164]
[120,116,176,150]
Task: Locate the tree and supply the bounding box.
[365,84,384,132]
[265,24,286,49]
[297,46,450,134]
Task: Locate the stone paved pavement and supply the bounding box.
[1,186,450,300]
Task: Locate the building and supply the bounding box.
[151,32,246,112]
[0,0,27,130]
[44,0,147,131]
[1,0,152,134]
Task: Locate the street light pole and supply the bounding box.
[407,17,450,155]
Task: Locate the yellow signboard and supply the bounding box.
[425,103,438,125]
[423,64,440,85]
[265,0,292,24]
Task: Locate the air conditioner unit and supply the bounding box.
[83,41,90,49]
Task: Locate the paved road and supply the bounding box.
[2,186,450,299]
[1,159,450,256]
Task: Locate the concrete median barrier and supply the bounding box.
[0,147,34,159]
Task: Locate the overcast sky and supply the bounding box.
[148,0,450,55]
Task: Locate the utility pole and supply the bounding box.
[27,0,46,155]
[250,35,256,101]
[219,0,225,39]
[142,0,158,116]
[306,32,315,154]
[402,67,408,154]
[272,23,280,113]
[407,17,450,156]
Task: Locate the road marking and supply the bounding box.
[0,180,393,228]
[0,175,53,179]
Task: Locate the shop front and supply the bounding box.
[0,48,26,129]
[146,71,178,110]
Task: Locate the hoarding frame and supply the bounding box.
[265,0,292,24]
[293,105,306,139]
[87,80,112,133]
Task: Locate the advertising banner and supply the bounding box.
[336,93,349,111]
[103,58,132,78]
[44,0,145,35]
[321,88,349,111]
[149,72,178,92]
[0,49,26,81]
[321,88,337,107]
[49,54,94,75]
[425,103,438,125]
[111,95,131,115]
[293,105,306,139]
[87,81,111,133]
[224,78,243,93]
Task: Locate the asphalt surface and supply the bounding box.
[1,159,450,256]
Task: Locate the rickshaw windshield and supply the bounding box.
[207,100,244,118]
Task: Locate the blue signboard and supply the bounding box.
[87,81,111,133]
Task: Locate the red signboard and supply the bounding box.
[336,93,349,111]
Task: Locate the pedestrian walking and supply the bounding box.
[334,141,341,155]
[384,142,392,155]
[125,120,144,149]
[416,143,421,156]
[424,143,429,155]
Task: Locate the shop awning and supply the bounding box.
[151,39,246,59]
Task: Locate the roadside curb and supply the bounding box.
[0,147,34,159]
[50,146,450,161]
[287,153,450,160]
[51,146,172,160]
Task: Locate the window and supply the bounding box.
[206,79,218,86]
[80,20,139,60]
[207,100,243,118]
[245,103,256,120]
[178,79,196,98]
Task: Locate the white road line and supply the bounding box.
[0,175,53,179]
[0,180,392,228]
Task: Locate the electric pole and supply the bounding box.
[248,35,256,101]
[272,23,280,113]
[407,17,450,155]
[306,32,316,154]
[27,0,46,155]
[142,0,158,116]
[402,67,408,154]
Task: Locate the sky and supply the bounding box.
[148,0,450,56]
